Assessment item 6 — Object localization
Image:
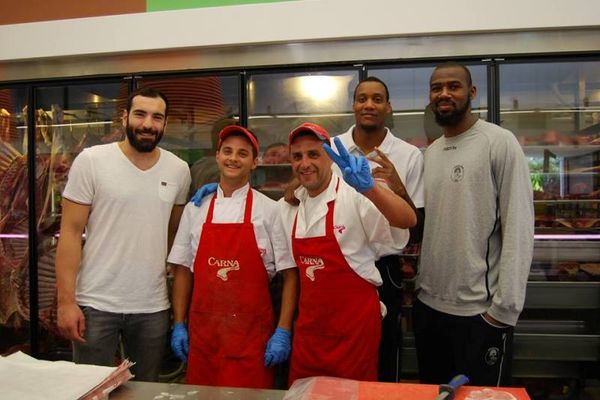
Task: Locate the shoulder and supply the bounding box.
[80,142,115,158]
[476,120,521,150]
[335,128,354,146]
[71,143,114,169]
[252,189,278,209]
[159,148,189,168]
[386,133,423,159]
[335,179,364,208]
[277,196,298,221]
[181,199,208,222]
[424,136,444,154]
[476,120,515,140]
[159,148,191,180]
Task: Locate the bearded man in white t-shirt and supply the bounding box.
[55,87,191,381]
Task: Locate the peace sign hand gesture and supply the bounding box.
[323,137,374,193]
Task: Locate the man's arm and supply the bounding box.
[283,176,301,206]
[276,268,299,330]
[369,148,424,242]
[55,198,90,342]
[487,134,535,326]
[362,183,416,229]
[168,204,185,253]
[324,137,416,229]
[171,264,194,324]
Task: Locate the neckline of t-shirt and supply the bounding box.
[113,142,163,173]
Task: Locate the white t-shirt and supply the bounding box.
[62,143,191,313]
[278,176,409,286]
[168,184,295,279]
[336,126,425,208]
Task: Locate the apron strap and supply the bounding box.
[243,188,254,223]
[292,177,340,239]
[206,192,218,223]
[206,186,254,224]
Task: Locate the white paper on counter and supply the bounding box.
[0,351,127,400]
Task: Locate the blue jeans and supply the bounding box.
[72,307,170,382]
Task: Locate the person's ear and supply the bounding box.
[121,109,128,127]
[470,85,477,101]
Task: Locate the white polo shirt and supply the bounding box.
[336,126,425,208]
[278,176,409,286]
[168,184,295,279]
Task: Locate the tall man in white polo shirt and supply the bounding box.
[335,77,425,381]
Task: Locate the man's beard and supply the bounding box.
[433,98,471,127]
[125,124,163,153]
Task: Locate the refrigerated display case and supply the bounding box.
[497,61,600,397]
[1,38,599,396]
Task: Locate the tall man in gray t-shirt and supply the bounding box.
[414,62,534,386]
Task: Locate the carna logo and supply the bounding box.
[300,256,325,282]
[208,257,240,281]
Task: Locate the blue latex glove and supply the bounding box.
[171,322,189,362]
[190,182,218,207]
[323,137,374,193]
[264,327,292,367]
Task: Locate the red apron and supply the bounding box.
[289,178,381,384]
[186,189,275,388]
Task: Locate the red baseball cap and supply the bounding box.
[218,125,259,156]
[288,122,331,145]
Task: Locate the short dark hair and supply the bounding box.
[353,76,390,102]
[127,87,169,117]
[431,62,473,87]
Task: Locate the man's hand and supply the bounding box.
[482,312,509,328]
[57,302,86,343]
[323,137,374,193]
[264,327,292,367]
[368,147,404,194]
[284,176,300,206]
[171,322,189,362]
[190,182,218,207]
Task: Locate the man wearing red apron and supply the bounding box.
[279,123,416,384]
[168,126,299,388]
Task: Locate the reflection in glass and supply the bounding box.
[138,77,240,162]
[248,70,359,150]
[0,88,29,355]
[500,61,600,144]
[370,65,488,149]
[500,61,600,246]
[32,82,128,359]
[138,76,240,192]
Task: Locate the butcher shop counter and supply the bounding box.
[109,381,286,400]
[109,378,531,400]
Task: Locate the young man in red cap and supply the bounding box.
[168,125,299,388]
[279,122,416,383]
